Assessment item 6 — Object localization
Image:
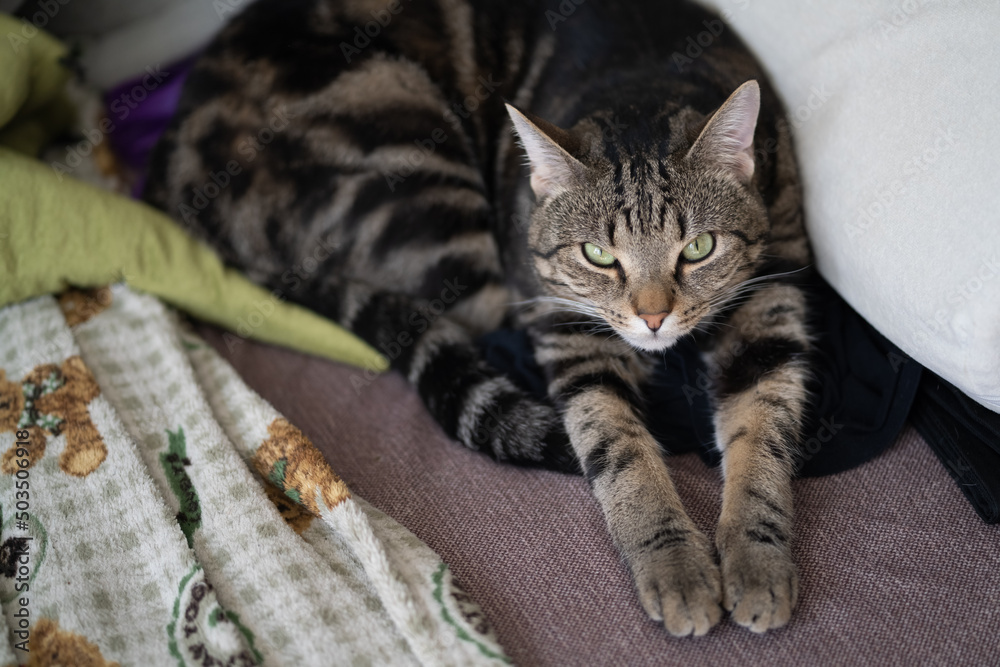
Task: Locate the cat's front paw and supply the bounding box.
[629,532,723,637]
[718,531,798,633]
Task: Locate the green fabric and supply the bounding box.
[0,14,76,155]
[0,15,386,372]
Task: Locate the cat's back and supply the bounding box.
[144,0,794,300]
[144,0,548,293]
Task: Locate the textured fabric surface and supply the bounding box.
[696,0,1000,411]
[201,326,1000,666]
[0,286,506,665]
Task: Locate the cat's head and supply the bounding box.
[508,81,768,352]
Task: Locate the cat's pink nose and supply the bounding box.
[639,312,668,332]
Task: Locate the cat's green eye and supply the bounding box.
[681,233,715,262]
[583,242,616,267]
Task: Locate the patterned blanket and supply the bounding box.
[0,285,508,666]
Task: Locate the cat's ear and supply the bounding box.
[505,103,586,200]
[686,80,760,184]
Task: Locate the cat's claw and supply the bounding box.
[632,537,723,637]
[719,539,798,633]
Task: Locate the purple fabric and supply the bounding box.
[103,54,198,197]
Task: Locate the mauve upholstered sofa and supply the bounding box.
[200,326,1000,666]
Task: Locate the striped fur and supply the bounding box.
[146,0,814,636]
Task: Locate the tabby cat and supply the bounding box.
[146,0,812,636]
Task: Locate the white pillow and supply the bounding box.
[697,0,1000,412]
[41,0,255,89]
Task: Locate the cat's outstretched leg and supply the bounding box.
[709,282,809,632]
[531,323,723,637]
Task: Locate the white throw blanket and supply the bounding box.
[0,285,508,666]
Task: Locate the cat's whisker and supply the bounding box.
[553,321,613,331]
[725,266,809,292]
[695,318,734,332]
[707,292,758,310]
[514,296,605,319]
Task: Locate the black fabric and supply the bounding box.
[477,273,923,478]
[910,375,1000,524]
